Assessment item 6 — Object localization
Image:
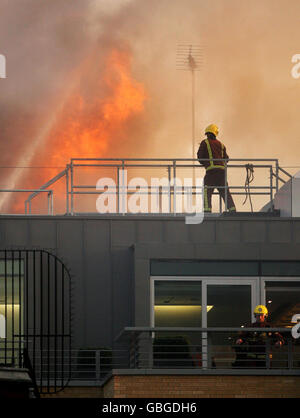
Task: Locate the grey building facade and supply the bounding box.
[1,214,300,348]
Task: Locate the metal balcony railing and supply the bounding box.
[114,327,300,375]
[18,158,291,215]
[2,326,298,394]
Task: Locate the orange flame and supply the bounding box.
[49,49,146,168]
[10,48,147,213]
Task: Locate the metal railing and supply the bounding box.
[22,158,292,215]
[1,326,298,393]
[114,327,300,374]
[0,189,54,215]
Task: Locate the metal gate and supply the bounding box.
[0,249,71,394]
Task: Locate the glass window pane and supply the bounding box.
[207,285,252,327]
[0,260,24,366]
[265,281,300,327]
[154,281,202,368]
[207,285,252,369]
[155,281,202,327]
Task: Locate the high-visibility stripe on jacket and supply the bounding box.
[205,139,225,171]
[197,138,228,171]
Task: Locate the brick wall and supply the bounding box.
[103,375,300,398]
[41,387,103,398]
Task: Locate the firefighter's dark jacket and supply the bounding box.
[237,321,285,346]
[197,137,229,170]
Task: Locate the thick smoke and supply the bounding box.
[0,0,299,212]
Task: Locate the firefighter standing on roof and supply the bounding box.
[197,124,236,213]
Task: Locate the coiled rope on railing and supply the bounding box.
[243,164,254,212]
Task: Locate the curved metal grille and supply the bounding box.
[0,249,71,394]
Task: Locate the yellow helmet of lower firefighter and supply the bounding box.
[205,124,219,137]
[254,305,268,315]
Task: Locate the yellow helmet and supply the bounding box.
[254,305,268,315]
[205,124,219,137]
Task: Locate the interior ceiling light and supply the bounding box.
[155,305,213,312]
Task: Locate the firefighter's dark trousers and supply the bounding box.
[204,168,236,212]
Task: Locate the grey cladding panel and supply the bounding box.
[3,220,28,246]
[57,220,83,256]
[293,222,300,243]
[111,220,136,246]
[188,221,215,243]
[216,221,241,243]
[134,258,150,326]
[84,251,112,346]
[165,221,189,243]
[30,220,56,248]
[137,220,163,243]
[268,222,292,243]
[84,220,110,253]
[112,247,134,335]
[242,221,266,243]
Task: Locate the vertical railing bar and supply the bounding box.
[167,166,171,213]
[288,339,293,369]
[96,350,100,382]
[275,160,279,193]
[173,160,176,215]
[47,192,50,215]
[270,166,273,204]
[122,160,125,215]
[225,161,228,211]
[66,164,69,215]
[51,191,54,216]
[70,161,74,215]
[117,167,120,214]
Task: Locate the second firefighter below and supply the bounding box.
[197,124,236,213]
[233,305,285,368]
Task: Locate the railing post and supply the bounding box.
[275,160,279,193]
[129,333,137,368]
[70,161,74,215]
[173,160,176,215]
[47,191,53,215]
[121,160,126,215]
[266,339,271,369]
[66,164,69,215]
[224,161,228,212]
[167,166,171,214]
[117,167,120,214]
[96,350,101,381]
[288,339,293,369]
[270,165,273,203]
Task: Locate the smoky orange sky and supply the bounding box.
[0,0,299,213]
